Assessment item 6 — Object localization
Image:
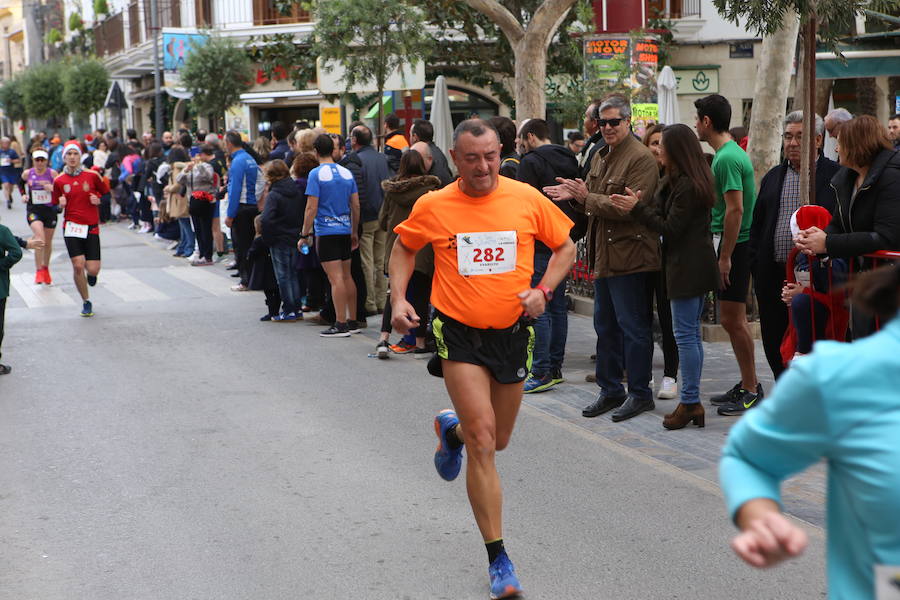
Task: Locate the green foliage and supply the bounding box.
[712,0,898,52]
[246,32,316,90]
[46,28,63,45]
[181,35,255,119]
[68,12,84,32]
[310,0,433,103]
[20,61,65,120]
[62,59,109,118]
[0,75,27,123]
[93,0,110,15]
[415,0,591,110]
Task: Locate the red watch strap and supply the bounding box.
[535,284,553,301]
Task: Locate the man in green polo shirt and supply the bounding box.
[695,94,763,416]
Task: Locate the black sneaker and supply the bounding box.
[717,384,765,416]
[375,340,390,359]
[320,322,351,338]
[413,346,433,359]
[347,320,362,334]
[87,274,97,287]
[710,382,743,405]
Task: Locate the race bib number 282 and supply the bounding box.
[456,231,517,276]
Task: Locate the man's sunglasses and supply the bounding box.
[597,118,624,128]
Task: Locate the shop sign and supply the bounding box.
[673,68,719,95]
[321,107,342,135]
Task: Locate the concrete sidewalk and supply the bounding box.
[524,311,826,528]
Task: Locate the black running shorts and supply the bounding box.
[64,232,101,261]
[316,234,352,262]
[27,205,58,229]
[717,240,751,303]
[429,310,534,384]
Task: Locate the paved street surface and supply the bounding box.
[1,207,826,599]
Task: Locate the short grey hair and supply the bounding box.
[597,96,631,119]
[825,108,853,124]
[451,118,500,148]
[784,110,825,136]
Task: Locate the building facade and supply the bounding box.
[71,0,510,138]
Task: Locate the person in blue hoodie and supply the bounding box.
[223,131,258,291]
[719,262,900,599]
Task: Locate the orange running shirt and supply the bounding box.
[394,177,573,329]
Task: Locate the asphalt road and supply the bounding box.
[0,208,826,599]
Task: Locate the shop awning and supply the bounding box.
[365,95,393,119]
[816,49,900,79]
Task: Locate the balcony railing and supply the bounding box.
[253,0,310,26]
[94,12,125,57]
[646,0,701,20]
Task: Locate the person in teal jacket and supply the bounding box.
[720,263,900,599]
[1,221,24,374]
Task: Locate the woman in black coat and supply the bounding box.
[260,159,304,321]
[611,123,719,431]
[795,115,900,338]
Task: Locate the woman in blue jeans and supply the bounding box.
[611,123,719,429]
[260,159,304,321]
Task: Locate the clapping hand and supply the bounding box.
[609,187,642,212]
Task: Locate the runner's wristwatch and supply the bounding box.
[535,284,553,301]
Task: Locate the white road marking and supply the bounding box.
[163,265,233,297]
[10,273,76,307]
[99,269,169,302]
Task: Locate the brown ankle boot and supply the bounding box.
[663,402,705,430]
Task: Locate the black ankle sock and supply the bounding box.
[446,424,463,449]
[485,539,505,565]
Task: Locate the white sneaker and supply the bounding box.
[166,241,178,250]
[657,376,677,399]
[139,225,151,234]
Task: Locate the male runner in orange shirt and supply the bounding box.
[390,119,576,599]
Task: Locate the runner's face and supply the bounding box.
[64,149,80,167]
[33,158,47,172]
[450,131,500,197]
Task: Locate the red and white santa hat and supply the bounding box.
[790,204,833,238]
[63,140,82,157]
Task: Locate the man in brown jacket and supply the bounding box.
[545,96,660,422]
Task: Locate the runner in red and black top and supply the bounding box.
[52,140,109,317]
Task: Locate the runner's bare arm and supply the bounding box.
[388,239,420,333]
[300,195,318,239]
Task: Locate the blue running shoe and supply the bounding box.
[433,409,463,481]
[81,301,94,318]
[489,550,523,599]
[523,373,554,394]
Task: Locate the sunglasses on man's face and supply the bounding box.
[597,118,624,128]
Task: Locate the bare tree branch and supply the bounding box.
[530,0,578,43]
[460,0,524,45]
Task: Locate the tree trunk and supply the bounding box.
[513,32,549,121]
[462,0,577,121]
[745,13,800,189]
[815,79,833,118]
